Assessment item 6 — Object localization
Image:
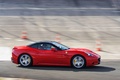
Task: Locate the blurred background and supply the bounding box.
[0,0,120,80]
[0,0,120,53]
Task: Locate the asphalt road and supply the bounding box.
[0,60,120,80]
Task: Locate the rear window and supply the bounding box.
[28,43,38,49]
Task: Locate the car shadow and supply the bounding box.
[18,65,116,72]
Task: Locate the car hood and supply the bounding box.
[68,48,98,55]
[68,48,92,52]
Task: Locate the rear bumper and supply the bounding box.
[11,57,15,63]
[11,57,17,64]
[11,53,18,64]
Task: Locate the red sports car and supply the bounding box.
[11,41,101,69]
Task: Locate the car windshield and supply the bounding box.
[52,42,70,50]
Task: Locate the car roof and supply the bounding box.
[37,41,57,43]
[28,41,58,45]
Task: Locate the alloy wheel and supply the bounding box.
[19,54,32,67]
[72,55,85,69]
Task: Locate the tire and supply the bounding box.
[19,54,32,67]
[71,55,85,69]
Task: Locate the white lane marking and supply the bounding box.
[98,52,120,60]
[16,39,25,41]
[4,38,11,40]
[29,41,35,44]
[0,77,33,80]
[0,47,12,61]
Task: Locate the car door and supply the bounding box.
[37,43,56,65]
[53,50,69,66]
[37,43,69,66]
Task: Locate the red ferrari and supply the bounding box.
[11,41,101,69]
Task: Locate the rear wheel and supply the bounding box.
[19,54,32,67]
[71,55,85,69]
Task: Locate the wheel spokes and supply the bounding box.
[20,55,31,66]
[73,56,85,68]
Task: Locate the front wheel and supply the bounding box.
[19,54,32,67]
[71,55,86,69]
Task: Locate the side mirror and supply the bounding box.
[51,48,57,52]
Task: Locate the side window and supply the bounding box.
[38,43,45,50]
[30,44,38,49]
[38,43,54,50]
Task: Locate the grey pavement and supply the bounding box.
[0,0,120,60]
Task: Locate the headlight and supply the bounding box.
[85,52,93,56]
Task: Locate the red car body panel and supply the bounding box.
[12,42,101,67]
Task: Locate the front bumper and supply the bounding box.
[86,56,101,67]
[98,58,101,64]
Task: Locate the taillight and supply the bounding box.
[12,47,17,51]
[13,47,17,49]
